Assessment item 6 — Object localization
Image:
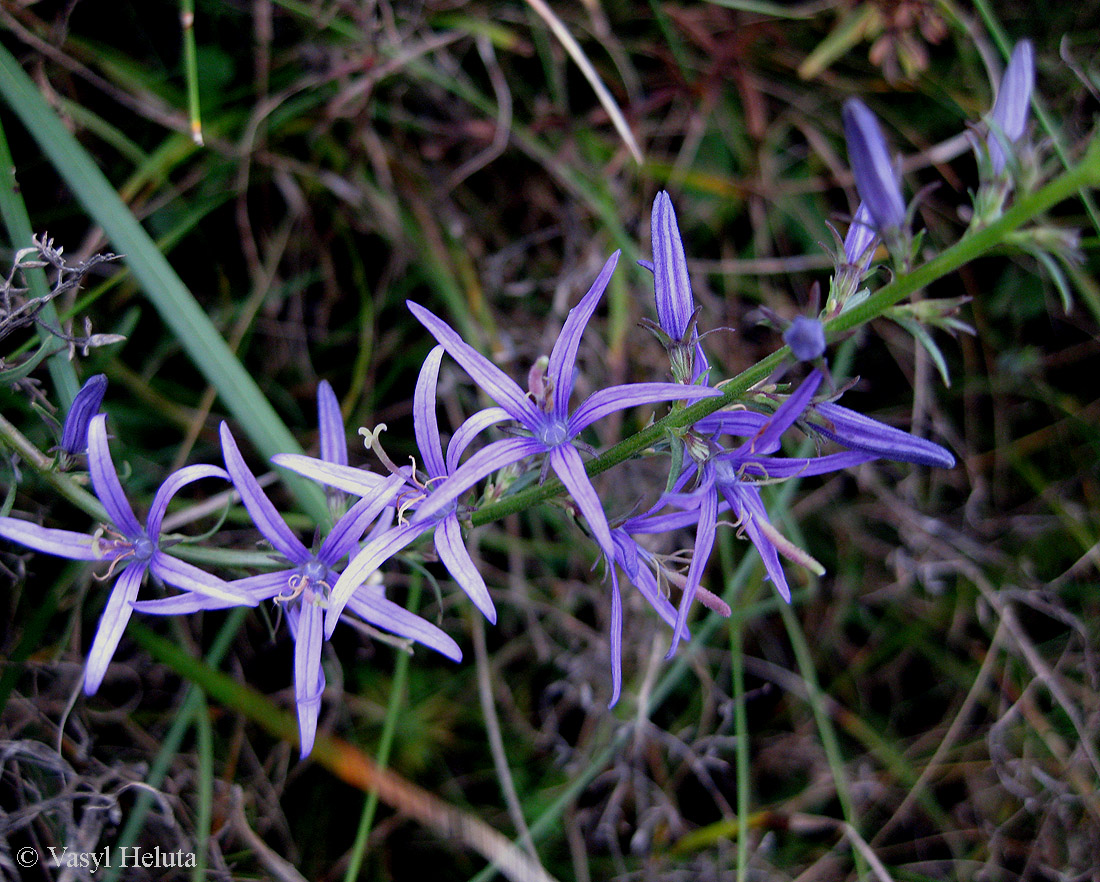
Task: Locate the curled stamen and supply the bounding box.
[275,572,333,606]
[93,546,135,581]
[276,573,308,604]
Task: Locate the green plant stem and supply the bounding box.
[180,0,203,146]
[725,534,751,882]
[0,412,108,521]
[192,691,213,882]
[469,144,1100,528]
[343,577,420,882]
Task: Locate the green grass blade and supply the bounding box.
[343,576,420,882]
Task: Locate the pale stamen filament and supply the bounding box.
[359,424,407,481]
[275,572,332,607]
[93,546,136,581]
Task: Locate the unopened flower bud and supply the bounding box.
[59,374,107,456]
[784,316,826,362]
[988,40,1035,174]
[842,98,906,234]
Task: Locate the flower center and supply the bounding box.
[131,534,155,562]
[276,558,331,606]
[714,459,740,485]
[302,559,326,583]
[537,420,570,447]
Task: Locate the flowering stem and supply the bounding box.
[0,412,108,522]
[470,141,1100,528]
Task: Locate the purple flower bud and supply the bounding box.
[842,98,906,233]
[844,203,878,271]
[783,316,826,362]
[988,40,1035,175]
[651,191,694,341]
[60,374,107,455]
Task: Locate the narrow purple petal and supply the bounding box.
[324,521,427,638]
[132,592,250,615]
[730,486,791,603]
[273,454,397,499]
[626,554,681,632]
[317,380,348,468]
[810,402,956,468]
[87,414,141,537]
[842,98,906,232]
[60,374,107,455]
[294,600,326,758]
[739,451,877,479]
[611,529,639,579]
[694,411,770,438]
[568,382,721,435]
[668,483,717,656]
[149,551,255,605]
[146,464,228,540]
[221,423,309,564]
[343,587,463,662]
[993,40,1035,139]
[549,444,613,559]
[738,369,823,456]
[407,301,540,426]
[607,567,623,708]
[226,570,302,600]
[131,568,293,614]
[652,192,694,340]
[623,507,706,534]
[411,436,545,526]
[414,346,449,479]
[436,513,496,623]
[445,407,512,474]
[84,561,145,695]
[547,251,620,420]
[0,518,102,560]
[317,482,404,564]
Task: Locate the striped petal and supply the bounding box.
[87,414,141,537]
[84,561,145,695]
[221,423,309,564]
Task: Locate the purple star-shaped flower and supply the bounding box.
[404,251,721,565]
[0,414,245,694]
[275,344,509,638]
[664,370,879,653]
[138,399,459,757]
